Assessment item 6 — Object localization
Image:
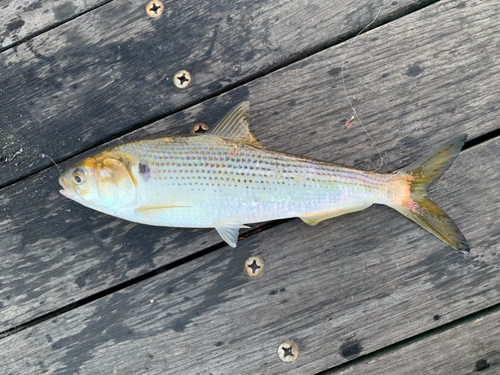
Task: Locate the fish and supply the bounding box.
[59,102,469,252]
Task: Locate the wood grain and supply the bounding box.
[1,0,499,333]
[0,136,498,374]
[0,0,110,51]
[332,309,500,374]
[0,0,428,188]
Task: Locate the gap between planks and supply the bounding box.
[318,293,500,374]
[0,219,286,340]
[0,0,437,190]
[0,0,115,53]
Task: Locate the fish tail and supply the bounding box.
[391,135,469,253]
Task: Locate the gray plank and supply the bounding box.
[0,135,498,374]
[332,309,500,375]
[0,0,110,51]
[0,0,427,188]
[1,0,499,334]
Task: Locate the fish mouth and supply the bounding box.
[58,175,72,199]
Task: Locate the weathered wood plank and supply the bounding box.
[0,0,432,188]
[0,0,109,51]
[0,135,498,374]
[332,308,500,374]
[1,0,499,332]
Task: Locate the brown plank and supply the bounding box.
[332,308,500,374]
[1,0,499,334]
[0,135,498,374]
[0,0,428,188]
[0,0,109,52]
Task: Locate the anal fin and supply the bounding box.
[300,202,373,226]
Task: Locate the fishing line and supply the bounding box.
[341,0,385,171]
[41,153,62,175]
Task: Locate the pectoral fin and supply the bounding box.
[215,220,250,248]
[135,205,190,214]
[300,202,373,226]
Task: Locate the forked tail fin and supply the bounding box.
[392,135,469,253]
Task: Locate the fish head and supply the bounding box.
[59,152,137,211]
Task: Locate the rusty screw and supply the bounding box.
[189,122,209,134]
[174,70,191,88]
[278,341,298,363]
[244,256,264,278]
[146,0,163,18]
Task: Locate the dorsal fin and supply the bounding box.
[207,102,260,146]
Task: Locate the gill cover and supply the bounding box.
[96,158,137,209]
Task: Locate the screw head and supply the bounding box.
[174,70,191,88]
[189,122,209,134]
[146,0,163,18]
[244,256,264,278]
[278,341,298,363]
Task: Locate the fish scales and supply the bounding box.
[112,136,395,228]
[59,102,469,251]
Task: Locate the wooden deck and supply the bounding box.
[1,0,500,373]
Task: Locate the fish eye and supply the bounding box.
[72,168,86,185]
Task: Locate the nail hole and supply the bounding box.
[174,70,191,88]
[433,315,440,321]
[146,0,163,18]
[476,359,490,371]
[340,341,363,359]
